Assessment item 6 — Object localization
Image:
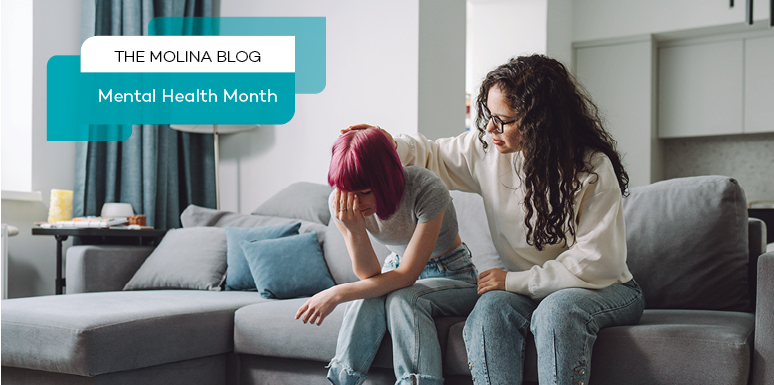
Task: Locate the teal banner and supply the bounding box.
[48,56,294,141]
[47,17,325,141]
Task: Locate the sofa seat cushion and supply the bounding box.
[234,298,467,371]
[1,290,268,376]
[445,309,754,385]
[235,302,752,385]
[587,309,754,385]
[234,299,391,367]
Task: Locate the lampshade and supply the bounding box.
[168,124,258,134]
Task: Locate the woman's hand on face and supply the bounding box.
[333,189,367,235]
[477,268,507,295]
[295,286,342,326]
[340,124,396,149]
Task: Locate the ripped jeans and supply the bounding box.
[462,279,645,385]
[327,243,479,385]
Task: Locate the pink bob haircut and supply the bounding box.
[328,126,405,220]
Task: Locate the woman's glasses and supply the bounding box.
[481,104,518,134]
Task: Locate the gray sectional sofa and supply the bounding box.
[2,176,772,385]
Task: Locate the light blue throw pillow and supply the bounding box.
[240,231,335,299]
[225,223,301,291]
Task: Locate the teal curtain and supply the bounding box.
[74,0,216,230]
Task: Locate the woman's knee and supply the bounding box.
[384,286,432,324]
[464,291,533,336]
[385,285,420,308]
[530,290,591,335]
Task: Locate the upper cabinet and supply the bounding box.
[658,32,774,138]
[572,0,760,43]
[658,39,744,138]
[576,0,769,42]
[745,35,774,134]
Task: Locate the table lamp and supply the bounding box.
[168,124,258,209]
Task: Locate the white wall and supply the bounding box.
[575,38,659,188]
[219,0,466,213]
[419,0,467,140]
[1,0,79,298]
[572,0,770,42]
[466,0,547,98]
[546,0,573,67]
[464,0,575,87]
[32,0,77,196]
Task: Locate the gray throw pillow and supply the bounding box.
[623,176,749,311]
[124,227,227,291]
[180,204,326,244]
[251,182,333,224]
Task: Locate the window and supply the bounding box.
[1,0,33,194]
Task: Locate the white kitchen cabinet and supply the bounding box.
[658,31,774,138]
[745,35,774,134]
[658,39,744,138]
[575,37,660,188]
[572,0,769,43]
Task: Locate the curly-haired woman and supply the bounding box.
[373,54,645,385]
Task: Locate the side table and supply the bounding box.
[32,227,167,294]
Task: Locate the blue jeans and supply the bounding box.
[327,243,479,385]
[463,279,645,385]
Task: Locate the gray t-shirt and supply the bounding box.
[329,166,458,257]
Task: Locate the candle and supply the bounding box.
[47,189,73,225]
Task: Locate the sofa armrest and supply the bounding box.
[65,245,155,294]
[752,252,774,385]
[749,218,767,308]
[749,218,766,262]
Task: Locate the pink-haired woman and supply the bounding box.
[295,126,479,385]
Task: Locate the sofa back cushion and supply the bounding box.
[181,204,326,243]
[450,191,505,272]
[251,182,334,225]
[622,176,749,311]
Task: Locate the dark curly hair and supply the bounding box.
[474,55,629,251]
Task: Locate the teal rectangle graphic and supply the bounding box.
[48,56,294,141]
[149,17,326,94]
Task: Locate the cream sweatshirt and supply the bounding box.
[395,130,633,300]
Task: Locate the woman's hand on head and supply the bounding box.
[477,268,507,295]
[295,286,343,326]
[333,189,367,235]
[340,124,396,149]
[341,123,375,133]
